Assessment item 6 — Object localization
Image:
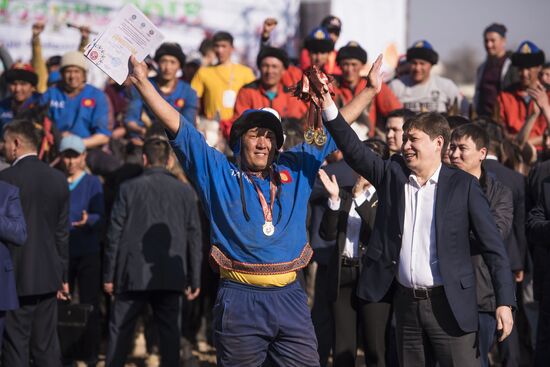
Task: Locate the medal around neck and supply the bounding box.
[263,221,275,236]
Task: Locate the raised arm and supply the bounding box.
[129,56,181,135]
[339,55,382,124]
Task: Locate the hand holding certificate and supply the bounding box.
[84,4,164,85]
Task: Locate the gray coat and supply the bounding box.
[104,167,202,293]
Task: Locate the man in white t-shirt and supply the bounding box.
[389,40,469,115]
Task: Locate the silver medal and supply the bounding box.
[262,221,275,236]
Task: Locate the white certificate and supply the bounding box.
[84,4,164,85]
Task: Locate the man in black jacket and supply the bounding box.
[322,55,515,367]
[449,123,514,367]
[103,137,202,367]
[527,175,550,366]
[318,139,391,367]
[0,119,70,367]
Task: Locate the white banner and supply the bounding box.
[0,0,300,71]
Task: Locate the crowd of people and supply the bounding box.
[0,12,549,367]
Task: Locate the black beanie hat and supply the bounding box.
[406,40,439,65]
[511,41,545,68]
[337,41,367,64]
[304,27,334,53]
[5,64,38,86]
[257,46,290,69]
[154,42,186,69]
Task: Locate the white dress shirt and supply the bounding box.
[397,164,443,289]
[328,186,376,258]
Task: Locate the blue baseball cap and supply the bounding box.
[60,135,86,154]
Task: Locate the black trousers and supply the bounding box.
[394,285,480,367]
[332,266,392,367]
[2,293,61,367]
[105,290,181,367]
[68,252,101,362]
[311,264,333,367]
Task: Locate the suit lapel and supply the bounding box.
[435,166,453,249]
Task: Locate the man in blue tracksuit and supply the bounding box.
[126,54,356,366]
[125,42,198,139]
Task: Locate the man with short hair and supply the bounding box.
[497,41,550,149]
[449,123,514,367]
[474,23,518,116]
[126,42,198,138]
[230,46,307,138]
[385,108,415,155]
[104,137,202,366]
[191,31,256,121]
[0,63,41,131]
[0,119,70,367]
[334,41,402,138]
[323,60,516,366]
[389,40,468,115]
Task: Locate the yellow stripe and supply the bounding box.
[220,268,297,287]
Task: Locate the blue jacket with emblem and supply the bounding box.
[169,115,336,273]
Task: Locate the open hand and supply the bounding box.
[318,169,339,201]
[366,54,384,94]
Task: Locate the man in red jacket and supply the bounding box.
[497,41,550,149]
[333,41,402,138]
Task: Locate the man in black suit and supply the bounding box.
[478,120,526,367]
[527,176,550,366]
[103,137,202,367]
[320,56,516,366]
[0,119,70,367]
[318,139,391,367]
[308,151,356,366]
[0,181,27,350]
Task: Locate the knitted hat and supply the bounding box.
[304,27,335,53]
[484,23,507,38]
[511,41,545,68]
[5,63,38,86]
[60,51,88,72]
[321,15,342,35]
[154,42,186,69]
[406,40,439,65]
[229,108,284,151]
[257,46,289,69]
[337,41,367,64]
